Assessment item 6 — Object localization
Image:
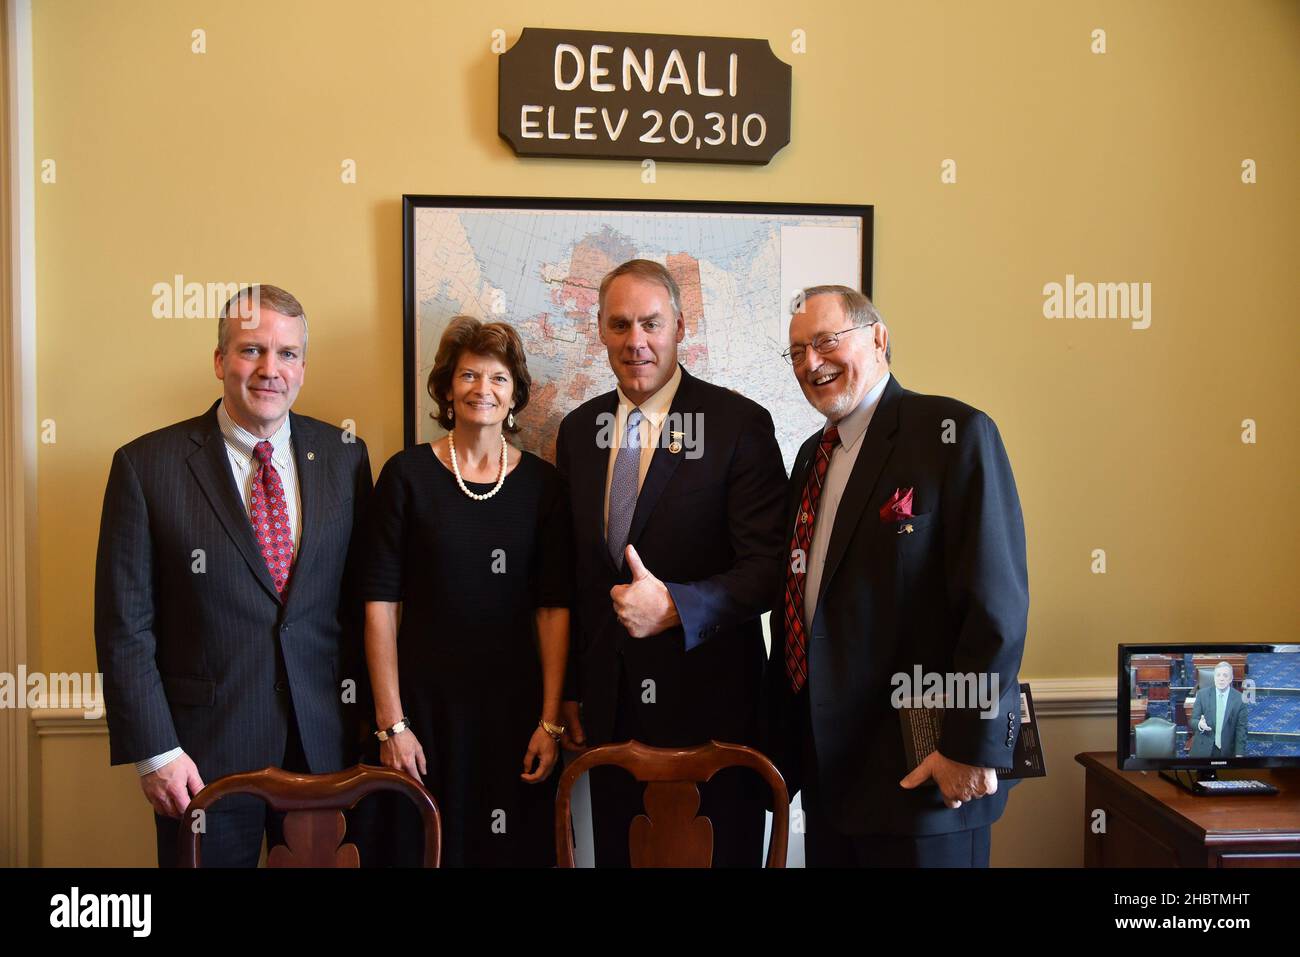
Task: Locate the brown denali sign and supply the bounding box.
[498,28,792,165]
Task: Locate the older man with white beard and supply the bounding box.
[763,285,1029,867]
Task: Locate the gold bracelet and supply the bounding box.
[540,719,564,740]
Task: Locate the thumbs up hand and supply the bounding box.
[610,545,681,638]
[624,544,652,582]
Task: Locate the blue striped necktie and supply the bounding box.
[607,408,644,566]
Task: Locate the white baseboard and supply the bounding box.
[29,676,1117,738]
[1028,677,1115,717]
[30,707,107,737]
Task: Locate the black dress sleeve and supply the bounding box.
[361,452,408,603]
[533,461,574,609]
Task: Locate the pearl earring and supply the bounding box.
[508,410,515,429]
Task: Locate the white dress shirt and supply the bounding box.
[215,400,302,554]
[135,401,301,776]
[603,363,683,534]
[803,372,892,632]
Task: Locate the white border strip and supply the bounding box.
[2,0,35,868]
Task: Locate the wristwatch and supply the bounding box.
[375,717,411,741]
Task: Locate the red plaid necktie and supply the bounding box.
[249,440,294,595]
[782,426,840,693]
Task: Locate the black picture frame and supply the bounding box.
[402,194,873,451]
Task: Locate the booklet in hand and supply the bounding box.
[899,682,1046,780]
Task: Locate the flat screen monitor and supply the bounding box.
[1118,643,1300,771]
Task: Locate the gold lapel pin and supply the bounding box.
[668,431,684,454]
[897,523,914,535]
[307,452,315,461]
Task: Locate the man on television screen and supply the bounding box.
[1189,661,1248,758]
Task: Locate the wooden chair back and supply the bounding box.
[179,763,440,867]
[555,740,789,868]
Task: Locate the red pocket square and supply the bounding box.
[879,487,915,522]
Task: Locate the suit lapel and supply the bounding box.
[186,401,281,603]
[285,411,322,601]
[583,391,620,573]
[626,366,698,550]
[815,375,905,612]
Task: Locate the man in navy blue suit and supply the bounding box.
[765,285,1029,867]
[555,259,786,867]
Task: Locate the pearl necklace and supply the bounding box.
[447,431,509,501]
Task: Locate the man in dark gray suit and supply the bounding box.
[1189,661,1248,758]
[94,285,372,867]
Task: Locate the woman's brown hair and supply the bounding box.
[427,316,531,434]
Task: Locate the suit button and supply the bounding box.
[274,680,288,693]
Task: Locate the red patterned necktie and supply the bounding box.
[249,440,294,595]
[783,426,840,693]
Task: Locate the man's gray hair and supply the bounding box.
[217,284,309,355]
[1215,661,1234,675]
[798,285,891,364]
[598,259,683,321]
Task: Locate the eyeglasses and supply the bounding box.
[782,323,873,365]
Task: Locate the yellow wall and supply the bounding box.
[26,0,1300,863]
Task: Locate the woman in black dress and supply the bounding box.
[363,316,572,866]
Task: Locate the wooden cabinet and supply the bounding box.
[1077,752,1300,867]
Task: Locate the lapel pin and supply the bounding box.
[306,451,315,461]
[898,523,914,535]
[668,431,683,454]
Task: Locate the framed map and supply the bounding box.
[403,195,873,468]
